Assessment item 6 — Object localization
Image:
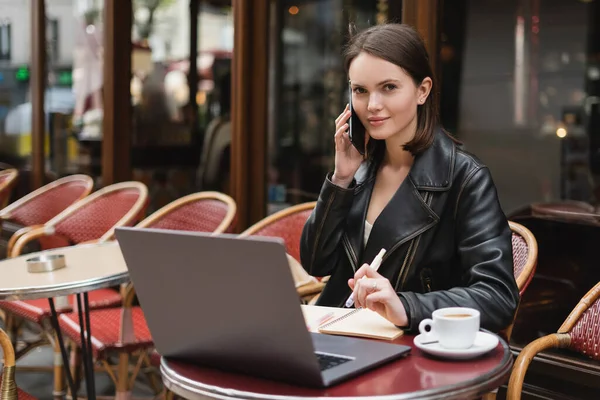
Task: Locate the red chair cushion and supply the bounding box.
[150,350,161,367]
[252,209,313,262]
[8,182,90,227]
[17,387,37,400]
[55,189,143,244]
[569,299,600,361]
[58,306,153,359]
[0,288,122,324]
[149,199,233,233]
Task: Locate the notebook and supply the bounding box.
[301,305,404,341]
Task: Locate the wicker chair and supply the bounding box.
[494,221,538,344]
[510,221,538,297]
[480,222,538,400]
[57,191,237,398]
[0,181,148,397]
[0,169,18,211]
[0,328,37,400]
[240,201,324,302]
[0,174,94,256]
[507,281,600,399]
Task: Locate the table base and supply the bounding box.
[48,294,96,400]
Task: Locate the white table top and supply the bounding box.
[0,241,129,300]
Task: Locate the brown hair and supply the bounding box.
[343,23,446,156]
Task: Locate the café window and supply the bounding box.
[0,21,11,61]
[47,18,59,63]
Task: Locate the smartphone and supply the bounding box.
[348,85,367,155]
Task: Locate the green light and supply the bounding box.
[15,66,29,81]
[58,70,72,85]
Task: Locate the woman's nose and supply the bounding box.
[367,94,383,112]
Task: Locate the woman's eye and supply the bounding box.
[353,87,366,94]
[383,84,397,91]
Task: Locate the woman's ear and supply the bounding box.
[417,77,433,104]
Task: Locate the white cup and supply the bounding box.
[418,307,480,349]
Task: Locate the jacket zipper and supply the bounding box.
[394,192,433,291]
[424,277,433,292]
[420,268,433,293]
[340,234,358,307]
[394,239,415,290]
[343,190,433,294]
[342,234,358,272]
[309,192,336,271]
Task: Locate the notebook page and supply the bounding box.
[317,308,404,340]
[301,305,348,332]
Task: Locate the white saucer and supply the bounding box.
[413,331,499,360]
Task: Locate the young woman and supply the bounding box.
[300,23,519,333]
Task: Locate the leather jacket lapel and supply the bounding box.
[342,129,457,275]
[343,165,376,270]
[363,177,438,273]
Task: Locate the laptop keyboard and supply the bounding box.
[315,352,353,371]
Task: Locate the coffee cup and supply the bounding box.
[418,307,480,349]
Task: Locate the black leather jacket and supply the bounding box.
[300,130,519,333]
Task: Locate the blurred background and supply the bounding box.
[0,0,598,222]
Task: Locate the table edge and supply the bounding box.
[160,338,514,400]
[0,272,130,300]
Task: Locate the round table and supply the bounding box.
[0,241,128,300]
[160,333,513,400]
[0,241,129,400]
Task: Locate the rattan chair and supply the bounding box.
[58,191,237,398]
[240,201,325,302]
[507,281,600,399]
[0,169,18,212]
[0,174,94,256]
[0,327,37,400]
[0,181,148,397]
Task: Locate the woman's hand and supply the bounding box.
[332,105,365,188]
[348,264,408,327]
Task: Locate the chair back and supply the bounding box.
[48,181,148,244]
[0,169,18,210]
[507,282,600,399]
[557,282,600,359]
[0,327,17,399]
[240,201,316,262]
[501,222,539,341]
[136,191,237,233]
[509,221,538,296]
[0,174,93,227]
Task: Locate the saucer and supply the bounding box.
[413,331,499,360]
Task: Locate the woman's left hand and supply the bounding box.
[348,264,408,327]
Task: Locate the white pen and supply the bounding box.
[345,248,387,308]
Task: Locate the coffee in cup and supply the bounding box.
[418,307,480,349]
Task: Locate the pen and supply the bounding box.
[345,248,387,308]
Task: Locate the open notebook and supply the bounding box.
[301,305,404,341]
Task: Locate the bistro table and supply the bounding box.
[0,241,129,400]
[160,306,513,400]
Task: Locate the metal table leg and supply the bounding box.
[49,294,97,400]
[76,293,96,399]
[48,299,77,398]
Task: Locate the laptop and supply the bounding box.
[114,227,411,388]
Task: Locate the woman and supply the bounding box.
[300,23,519,333]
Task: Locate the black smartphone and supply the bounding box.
[348,85,367,155]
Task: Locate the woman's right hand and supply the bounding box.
[332,104,365,188]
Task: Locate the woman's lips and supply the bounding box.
[367,117,389,127]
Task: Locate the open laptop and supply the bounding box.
[114,227,411,388]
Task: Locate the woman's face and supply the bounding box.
[348,52,431,142]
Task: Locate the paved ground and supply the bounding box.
[2,320,158,400]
